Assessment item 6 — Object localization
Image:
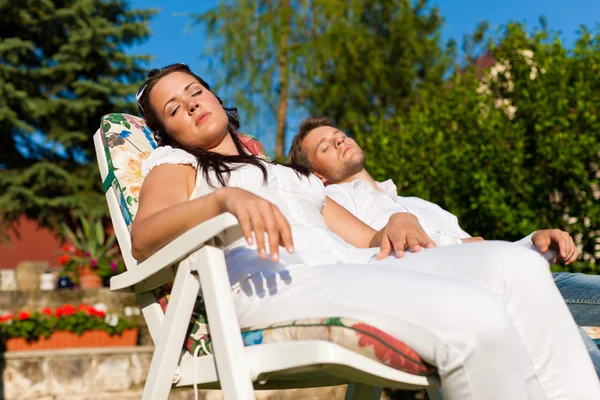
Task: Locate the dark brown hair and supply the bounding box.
[288,116,335,169]
[137,64,308,187]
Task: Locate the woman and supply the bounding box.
[133,64,599,399]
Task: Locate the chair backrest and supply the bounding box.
[93,113,269,345]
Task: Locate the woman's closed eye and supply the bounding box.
[170,90,203,117]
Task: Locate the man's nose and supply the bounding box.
[335,137,345,147]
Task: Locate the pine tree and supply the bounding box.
[0,0,154,238]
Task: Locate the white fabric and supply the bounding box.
[325,179,556,260]
[142,148,600,400]
[325,179,471,241]
[141,145,198,182]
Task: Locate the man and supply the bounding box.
[289,116,600,374]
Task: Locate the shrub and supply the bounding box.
[358,22,600,273]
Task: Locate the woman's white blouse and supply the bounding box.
[142,146,379,289]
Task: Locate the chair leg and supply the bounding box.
[142,262,200,400]
[426,388,445,400]
[196,246,255,400]
[344,384,383,400]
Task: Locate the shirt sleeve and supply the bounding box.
[406,197,472,239]
[324,184,359,216]
[141,145,198,181]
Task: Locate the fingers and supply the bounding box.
[254,202,294,261]
[376,237,392,260]
[405,233,421,252]
[237,212,254,246]
[222,189,293,261]
[539,229,579,265]
[273,209,294,254]
[550,230,578,264]
[250,208,268,260]
[562,232,578,264]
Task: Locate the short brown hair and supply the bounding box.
[288,116,335,169]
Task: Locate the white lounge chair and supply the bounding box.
[93,113,443,400]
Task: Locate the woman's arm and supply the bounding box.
[131,164,224,261]
[131,163,293,262]
[322,197,435,258]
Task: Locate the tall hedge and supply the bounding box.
[358,23,600,273]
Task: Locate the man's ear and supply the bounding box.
[312,170,329,185]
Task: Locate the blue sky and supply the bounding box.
[128,0,599,155]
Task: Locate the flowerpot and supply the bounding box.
[79,275,102,289]
[5,328,139,351]
[77,265,95,277]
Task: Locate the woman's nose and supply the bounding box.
[188,102,199,114]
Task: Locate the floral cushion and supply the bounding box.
[99,113,437,378]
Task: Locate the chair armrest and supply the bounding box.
[110,212,241,293]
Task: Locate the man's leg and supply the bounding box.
[553,272,600,326]
[580,327,600,379]
[554,272,600,379]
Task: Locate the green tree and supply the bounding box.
[298,0,454,132]
[359,22,600,273]
[197,0,307,160]
[195,0,452,157]
[0,0,154,238]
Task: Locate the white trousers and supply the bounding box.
[232,241,600,400]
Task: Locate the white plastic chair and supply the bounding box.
[93,130,443,400]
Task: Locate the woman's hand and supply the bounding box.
[215,187,294,261]
[375,213,436,260]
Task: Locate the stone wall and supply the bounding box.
[1,346,350,399]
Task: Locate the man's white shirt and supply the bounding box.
[325,179,547,258]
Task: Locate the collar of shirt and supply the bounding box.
[375,179,398,197]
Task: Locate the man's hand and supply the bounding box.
[462,237,484,243]
[376,213,436,260]
[532,229,578,264]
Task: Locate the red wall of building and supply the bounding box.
[0,216,63,268]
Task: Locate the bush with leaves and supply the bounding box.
[358,22,600,273]
[0,304,136,342]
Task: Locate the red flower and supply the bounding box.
[78,303,89,313]
[62,244,76,253]
[87,306,105,318]
[18,311,30,321]
[59,255,70,265]
[41,308,53,316]
[0,313,13,323]
[56,304,76,317]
